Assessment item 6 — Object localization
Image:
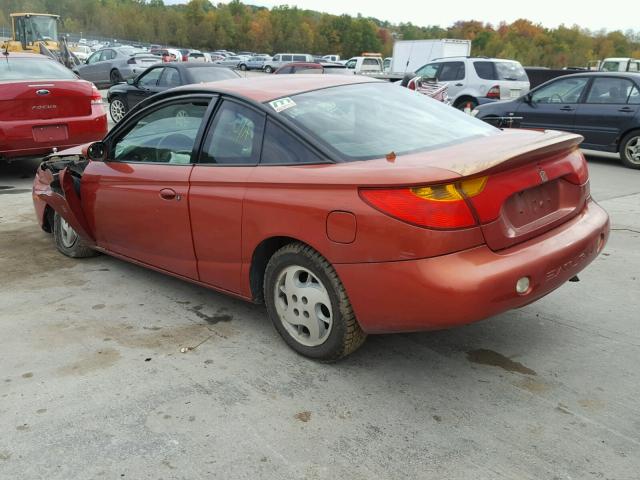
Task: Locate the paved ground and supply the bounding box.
[0,150,638,479]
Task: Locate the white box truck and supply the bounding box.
[369,39,471,80]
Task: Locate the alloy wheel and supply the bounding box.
[59,217,78,248]
[625,136,640,165]
[110,99,126,122]
[274,265,333,347]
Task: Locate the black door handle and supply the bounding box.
[619,107,634,113]
[455,83,463,87]
[559,106,574,112]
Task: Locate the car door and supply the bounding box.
[127,67,165,108]
[83,95,213,279]
[97,49,117,84]
[435,61,466,99]
[573,77,640,150]
[189,99,265,292]
[515,76,590,132]
[78,50,104,82]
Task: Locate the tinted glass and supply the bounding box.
[158,68,181,87]
[201,101,265,165]
[531,77,588,104]
[277,83,496,160]
[474,61,527,81]
[363,58,380,66]
[261,120,323,164]
[438,62,465,81]
[473,61,495,79]
[0,58,77,80]
[586,77,636,104]
[293,55,306,61]
[188,67,239,83]
[629,86,640,105]
[113,100,209,164]
[282,55,293,62]
[138,68,163,87]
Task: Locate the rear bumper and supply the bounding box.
[0,107,107,160]
[336,199,609,334]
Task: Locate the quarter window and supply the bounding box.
[586,77,636,104]
[261,120,322,165]
[113,100,210,164]
[628,86,640,105]
[282,55,293,62]
[201,101,265,165]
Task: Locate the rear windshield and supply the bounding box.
[0,57,77,81]
[188,67,239,83]
[474,61,528,81]
[275,82,497,161]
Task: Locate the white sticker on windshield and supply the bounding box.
[269,97,296,113]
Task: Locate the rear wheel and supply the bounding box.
[239,63,247,71]
[264,243,366,361]
[53,212,97,258]
[264,65,273,73]
[620,131,640,169]
[454,98,478,111]
[110,69,123,85]
[109,96,128,123]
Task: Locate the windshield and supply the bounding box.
[188,67,239,83]
[275,83,497,161]
[27,15,58,42]
[0,57,77,80]
[474,61,528,81]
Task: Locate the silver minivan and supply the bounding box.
[263,53,314,73]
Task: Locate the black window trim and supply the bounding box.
[103,93,218,166]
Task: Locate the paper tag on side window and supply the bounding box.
[269,97,296,113]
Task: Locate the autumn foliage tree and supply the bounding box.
[1,0,638,67]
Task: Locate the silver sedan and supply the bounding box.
[74,46,160,87]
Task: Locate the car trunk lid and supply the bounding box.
[0,80,94,121]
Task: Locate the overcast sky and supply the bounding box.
[167,0,637,32]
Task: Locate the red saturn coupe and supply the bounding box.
[32,75,609,360]
[0,53,107,161]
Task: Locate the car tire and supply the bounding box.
[53,212,97,258]
[619,130,640,169]
[264,65,273,74]
[109,96,128,123]
[264,242,367,361]
[239,63,247,71]
[454,98,478,111]
[110,69,123,85]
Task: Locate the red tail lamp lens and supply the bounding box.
[359,177,488,229]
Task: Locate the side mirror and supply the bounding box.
[86,141,107,162]
[524,93,533,104]
[127,78,135,85]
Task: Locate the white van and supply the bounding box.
[263,53,314,73]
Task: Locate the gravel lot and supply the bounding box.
[0,148,638,479]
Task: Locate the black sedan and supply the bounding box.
[475,72,640,169]
[107,63,240,122]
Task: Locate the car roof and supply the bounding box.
[173,74,379,103]
[551,71,640,79]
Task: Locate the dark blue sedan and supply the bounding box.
[475,72,640,169]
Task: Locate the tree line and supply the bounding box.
[2,0,639,67]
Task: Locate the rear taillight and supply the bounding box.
[91,85,103,105]
[127,57,137,64]
[359,177,488,229]
[486,85,500,99]
[407,78,416,90]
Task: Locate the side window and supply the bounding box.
[137,68,163,88]
[293,55,306,62]
[363,58,379,66]
[438,62,465,81]
[158,68,181,87]
[201,101,265,165]
[345,60,356,69]
[87,51,102,64]
[531,77,589,104]
[273,55,280,61]
[104,49,116,61]
[628,86,640,105]
[415,63,439,79]
[261,120,323,165]
[282,55,293,62]
[473,61,496,80]
[113,100,210,164]
[630,62,640,72]
[586,77,635,104]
